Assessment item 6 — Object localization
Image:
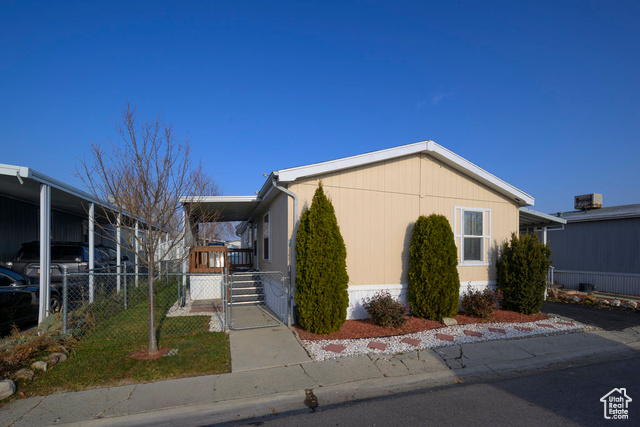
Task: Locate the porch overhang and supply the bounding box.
[179,196,261,222]
[519,207,566,229]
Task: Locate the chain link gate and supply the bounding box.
[227,271,288,330]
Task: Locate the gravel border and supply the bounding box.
[302,317,593,361]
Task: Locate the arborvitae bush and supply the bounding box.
[295,183,349,334]
[496,233,551,315]
[408,214,460,321]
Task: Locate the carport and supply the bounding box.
[0,164,140,323]
[519,207,567,244]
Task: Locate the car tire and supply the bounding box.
[50,295,62,313]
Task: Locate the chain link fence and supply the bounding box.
[60,270,227,344]
[57,268,291,345]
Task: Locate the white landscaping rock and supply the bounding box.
[0,380,16,400]
[302,317,588,361]
[610,299,621,307]
[624,301,638,309]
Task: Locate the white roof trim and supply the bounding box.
[519,207,567,225]
[0,163,145,223]
[275,142,427,183]
[274,140,534,206]
[179,195,260,203]
[0,163,101,205]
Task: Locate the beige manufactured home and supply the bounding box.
[184,141,558,320]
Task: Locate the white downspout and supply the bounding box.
[271,176,298,326]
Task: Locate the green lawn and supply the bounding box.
[17,277,231,396]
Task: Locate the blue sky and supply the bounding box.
[1,0,638,213]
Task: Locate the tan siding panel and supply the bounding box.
[289,152,519,287]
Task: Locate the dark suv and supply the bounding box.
[7,242,129,289]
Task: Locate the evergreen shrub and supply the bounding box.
[295,183,349,334]
[408,214,460,321]
[496,233,551,315]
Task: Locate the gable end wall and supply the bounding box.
[288,152,520,290]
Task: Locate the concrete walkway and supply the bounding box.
[2,324,640,426]
[229,325,312,372]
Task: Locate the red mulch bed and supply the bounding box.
[295,310,549,340]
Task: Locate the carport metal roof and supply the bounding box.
[0,164,137,222]
[0,164,102,217]
[519,207,567,228]
[179,196,261,223]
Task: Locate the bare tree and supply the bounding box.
[77,102,220,354]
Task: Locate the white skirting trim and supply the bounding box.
[346,281,495,320]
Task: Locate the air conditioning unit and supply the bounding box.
[574,193,603,210]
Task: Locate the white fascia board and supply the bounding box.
[275,141,428,183]
[427,143,534,206]
[519,207,567,224]
[0,164,31,179]
[271,141,534,206]
[179,195,260,204]
[1,163,101,204]
[0,163,142,223]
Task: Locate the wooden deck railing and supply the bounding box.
[188,246,253,273]
[189,246,227,273]
[228,248,252,269]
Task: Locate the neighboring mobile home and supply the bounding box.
[184,140,558,319]
[546,195,640,296]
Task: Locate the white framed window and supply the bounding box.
[454,207,491,265]
[263,212,271,262]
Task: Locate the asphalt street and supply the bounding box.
[231,355,640,427]
[542,301,640,331]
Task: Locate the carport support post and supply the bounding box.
[89,202,95,303]
[135,221,139,288]
[181,207,188,306]
[116,213,121,293]
[38,184,51,324]
[62,267,68,334]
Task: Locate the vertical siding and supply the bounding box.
[548,218,640,274]
[0,195,39,264]
[0,195,118,265]
[255,192,290,275]
[553,270,640,296]
[289,153,519,287]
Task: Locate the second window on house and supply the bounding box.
[455,207,491,265]
[463,211,483,261]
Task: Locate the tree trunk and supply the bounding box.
[148,263,159,354]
